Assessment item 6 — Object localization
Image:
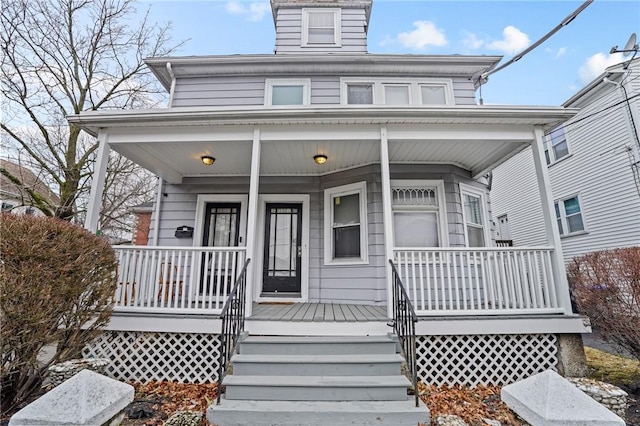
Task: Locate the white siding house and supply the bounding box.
[69,1,590,416]
[491,58,640,263]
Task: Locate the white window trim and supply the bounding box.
[324,181,369,265]
[264,78,311,106]
[193,194,249,247]
[459,183,491,247]
[340,77,454,105]
[302,8,341,47]
[390,179,449,247]
[554,194,588,237]
[544,126,571,166]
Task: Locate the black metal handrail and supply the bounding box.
[216,258,250,404]
[388,259,420,407]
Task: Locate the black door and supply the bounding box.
[201,203,241,295]
[262,203,302,294]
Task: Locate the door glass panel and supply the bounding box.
[393,212,439,247]
[268,208,298,278]
[203,204,240,247]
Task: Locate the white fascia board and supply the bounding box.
[415,315,591,335]
[67,105,579,136]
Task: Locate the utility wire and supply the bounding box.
[479,0,594,83]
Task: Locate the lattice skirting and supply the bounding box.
[416,334,558,387]
[82,331,221,383]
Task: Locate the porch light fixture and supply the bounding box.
[313,154,328,165]
[201,155,215,166]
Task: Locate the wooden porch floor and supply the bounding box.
[250,303,388,322]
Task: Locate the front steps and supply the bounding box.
[207,335,429,425]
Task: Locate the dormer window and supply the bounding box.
[302,8,341,47]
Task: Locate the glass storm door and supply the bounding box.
[262,203,302,294]
[200,203,241,295]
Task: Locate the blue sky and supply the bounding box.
[138,0,640,105]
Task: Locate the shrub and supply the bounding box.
[568,247,640,360]
[0,214,117,414]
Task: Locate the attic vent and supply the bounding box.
[392,187,438,207]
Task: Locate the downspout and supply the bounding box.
[151,178,163,246]
[166,62,176,107]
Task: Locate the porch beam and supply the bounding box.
[386,124,535,141]
[84,130,109,234]
[380,126,394,319]
[531,126,572,315]
[244,128,262,318]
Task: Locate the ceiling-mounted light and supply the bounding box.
[201,155,215,165]
[313,154,328,165]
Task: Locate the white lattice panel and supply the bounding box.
[416,334,557,387]
[83,331,221,383]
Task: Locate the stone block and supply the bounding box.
[567,377,628,418]
[501,370,625,426]
[9,369,134,426]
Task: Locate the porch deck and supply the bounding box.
[250,303,387,322]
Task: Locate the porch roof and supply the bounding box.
[68,105,578,183]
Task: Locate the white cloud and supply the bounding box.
[578,52,625,83]
[461,32,484,50]
[225,1,270,22]
[487,26,530,55]
[397,21,447,50]
[555,47,568,59]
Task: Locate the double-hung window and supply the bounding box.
[302,8,341,46]
[555,195,585,236]
[265,79,311,106]
[324,182,368,264]
[544,126,570,164]
[459,184,489,247]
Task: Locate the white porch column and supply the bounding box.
[531,126,573,314]
[244,128,261,317]
[84,130,109,234]
[380,126,395,318]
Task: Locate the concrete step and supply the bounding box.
[238,335,397,355]
[223,375,412,401]
[231,353,403,376]
[207,398,430,425]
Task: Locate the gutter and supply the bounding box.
[166,62,176,107]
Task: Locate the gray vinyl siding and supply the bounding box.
[171,77,265,108]
[148,164,484,304]
[274,7,367,54]
[452,78,477,105]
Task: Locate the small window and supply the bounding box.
[347,84,373,104]
[555,195,585,236]
[303,8,341,46]
[265,79,310,106]
[324,182,368,264]
[544,126,569,164]
[420,85,447,105]
[384,85,410,105]
[460,184,488,247]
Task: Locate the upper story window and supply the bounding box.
[265,79,311,106]
[459,183,490,247]
[555,195,586,236]
[544,126,570,165]
[324,181,368,265]
[302,8,341,47]
[341,78,453,105]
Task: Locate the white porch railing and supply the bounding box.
[113,246,246,314]
[393,247,563,316]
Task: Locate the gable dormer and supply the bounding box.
[271,0,372,54]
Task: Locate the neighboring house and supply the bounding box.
[69,0,589,418]
[131,201,154,245]
[491,58,640,263]
[0,159,59,214]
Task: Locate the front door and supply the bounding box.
[262,203,302,294]
[201,203,241,295]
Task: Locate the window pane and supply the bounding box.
[467,225,485,247]
[308,28,334,44]
[563,197,581,215]
[334,226,360,258]
[272,85,304,105]
[553,139,569,159]
[333,193,360,225]
[308,12,335,44]
[393,212,439,247]
[308,11,334,27]
[567,215,584,233]
[384,85,410,105]
[421,85,446,105]
[464,194,482,225]
[347,84,373,104]
[557,218,564,235]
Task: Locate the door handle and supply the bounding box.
[297,245,302,257]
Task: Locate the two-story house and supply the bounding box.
[69,0,590,423]
[491,58,640,263]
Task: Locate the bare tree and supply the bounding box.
[1,0,181,235]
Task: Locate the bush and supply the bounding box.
[0,214,117,414]
[568,247,640,360]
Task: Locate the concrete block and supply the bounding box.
[501,370,625,425]
[555,333,588,377]
[9,369,134,425]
